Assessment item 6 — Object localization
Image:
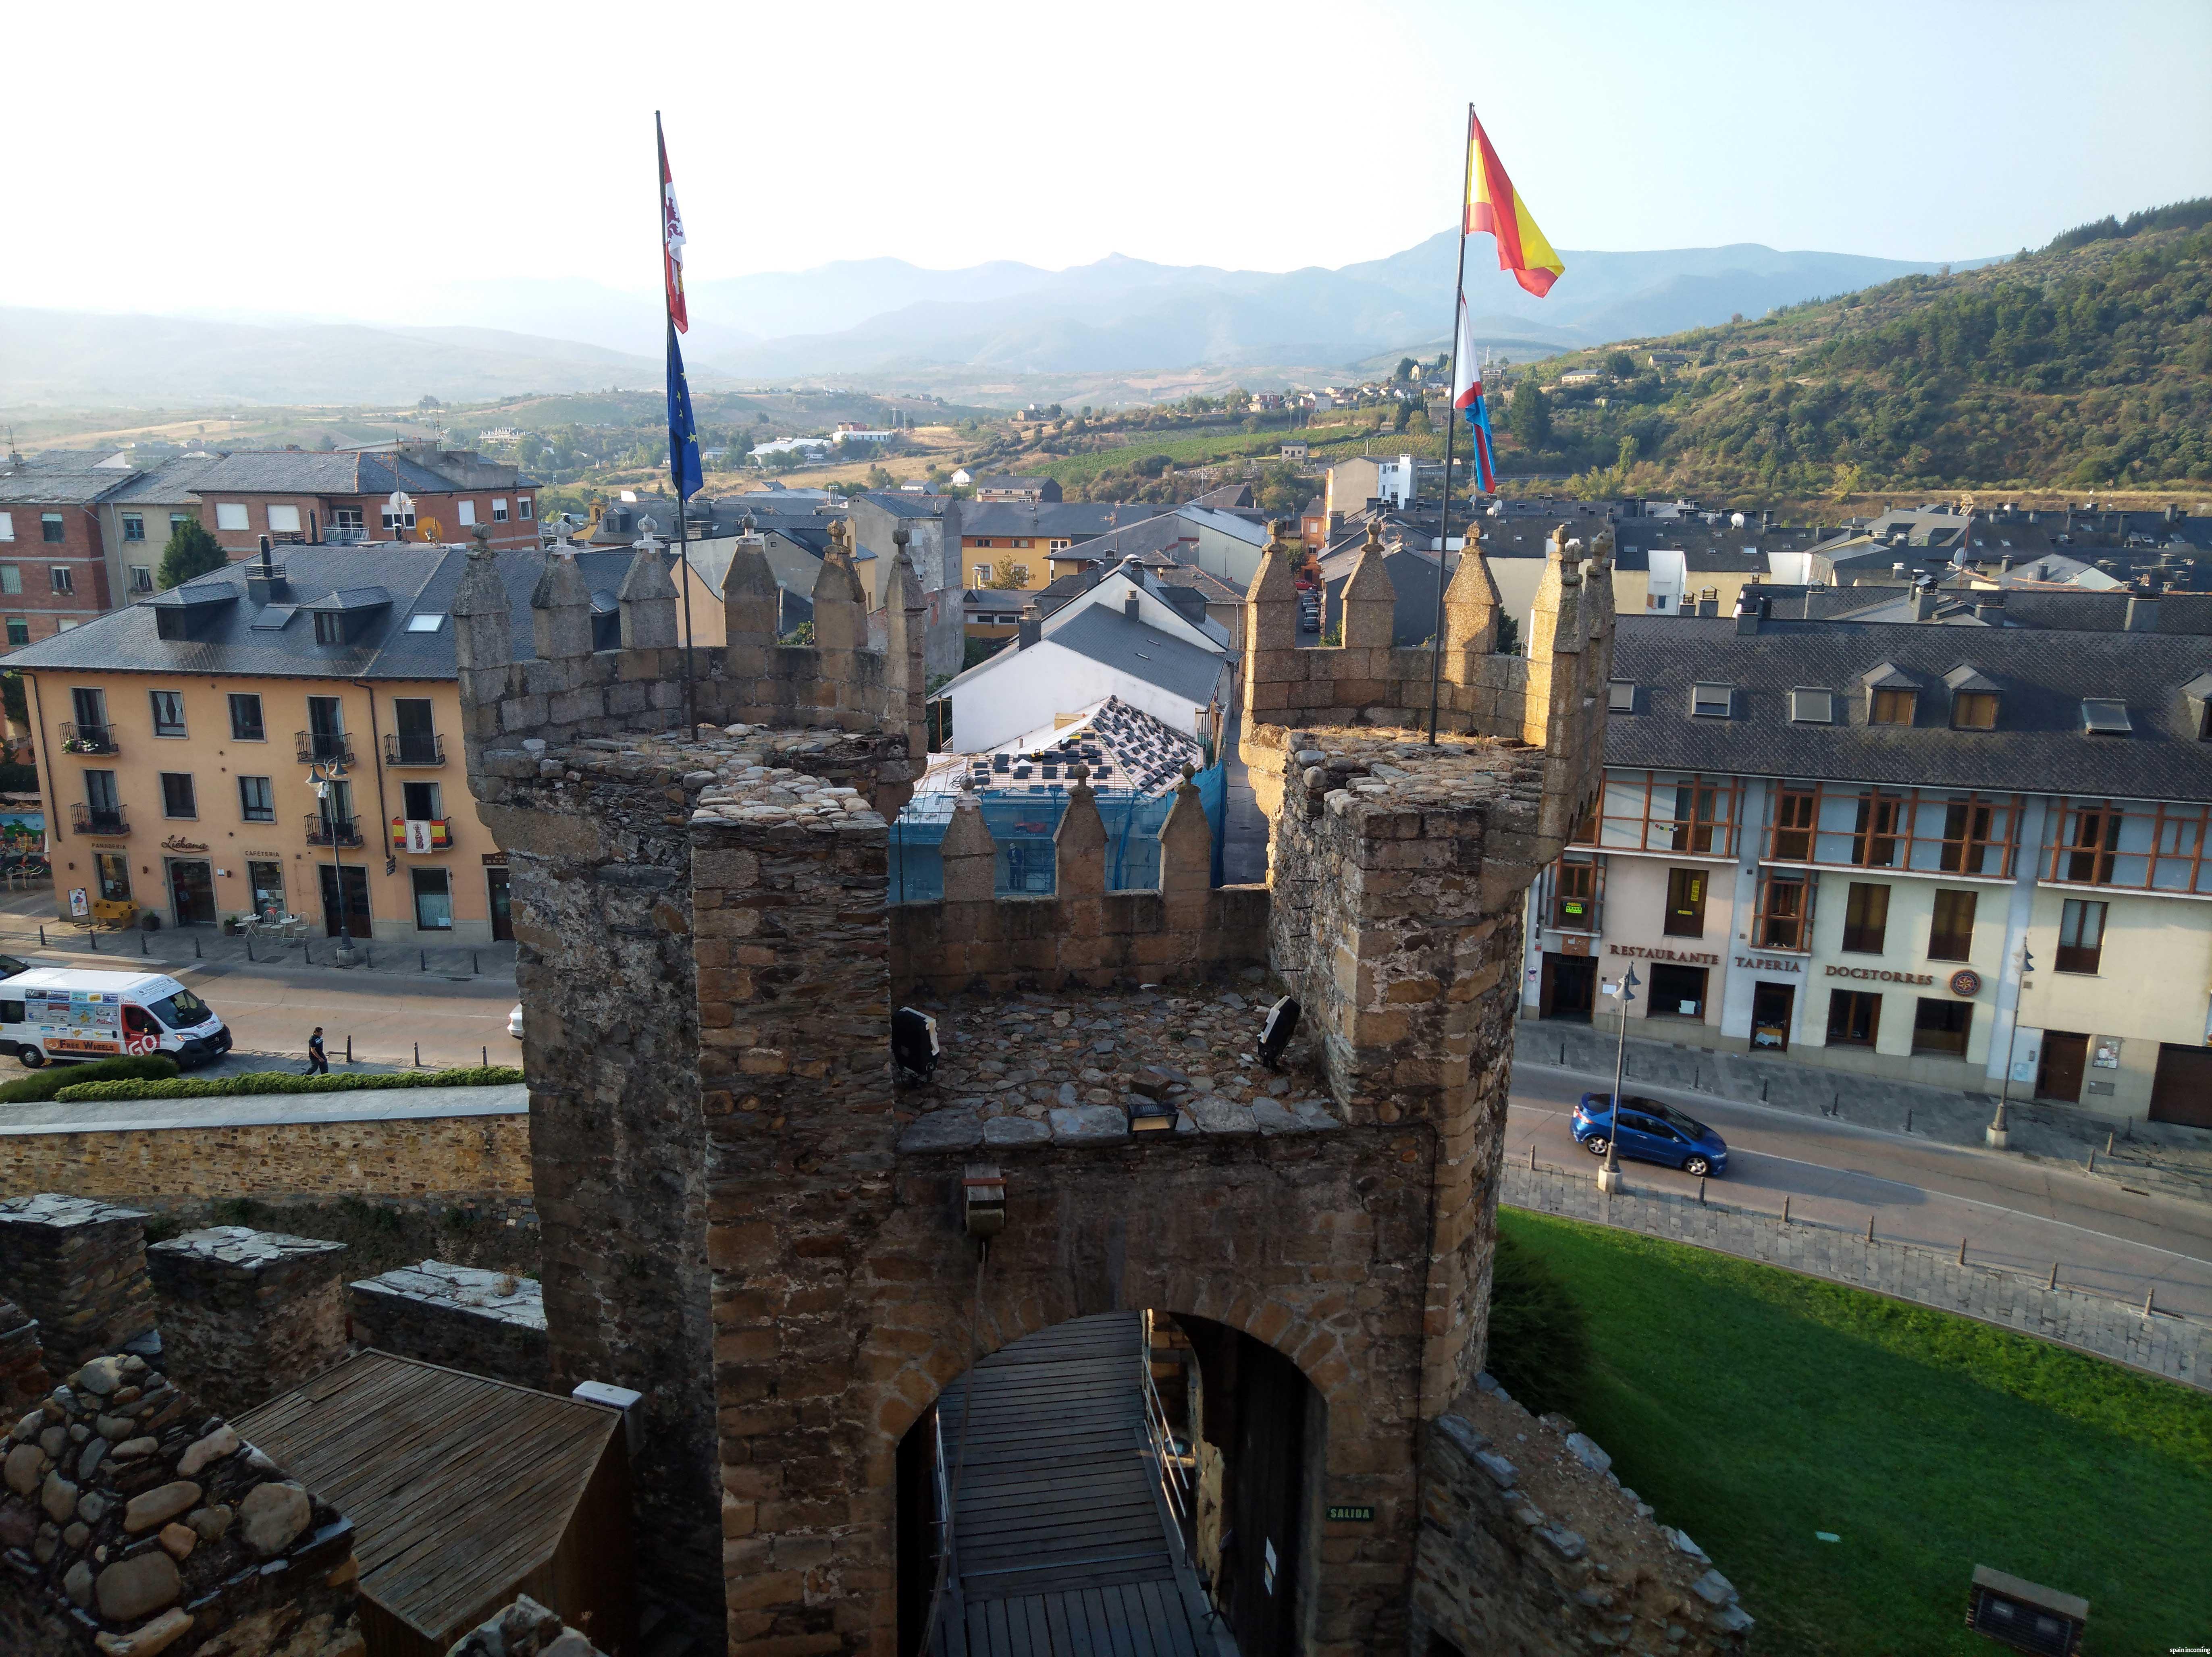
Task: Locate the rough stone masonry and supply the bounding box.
[461,519,1623,1651]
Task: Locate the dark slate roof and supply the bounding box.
[0,469,135,506]
[102,455,229,504]
[1044,605,1229,706]
[1761,584,2212,635]
[1607,615,2212,802]
[186,450,461,496]
[960,502,1167,540]
[1051,514,1195,565]
[855,490,952,519]
[0,544,637,681]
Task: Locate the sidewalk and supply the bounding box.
[1520,1018,2212,1207]
[0,886,515,984]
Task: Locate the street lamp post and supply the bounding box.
[310,756,358,967]
[1599,965,1639,1192]
[1987,943,2034,1149]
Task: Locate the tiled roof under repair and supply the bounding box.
[0,469,133,505]
[1607,614,2212,802]
[185,450,459,496]
[234,1350,620,1646]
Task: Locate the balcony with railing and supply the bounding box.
[70,803,128,836]
[324,524,371,545]
[60,722,117,756]
[384,731,446,766]
[304,811,363,848]
[296,731,354,765]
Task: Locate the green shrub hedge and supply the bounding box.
[0,1055,180,1105]
[51,1065,524,1103]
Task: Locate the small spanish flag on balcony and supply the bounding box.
[1465,107,1564,298]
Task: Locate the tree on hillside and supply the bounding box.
[156,519,227,590]
[1508,382,1552,450]
[1395,357,1418,382]
[1605,350,1637,378]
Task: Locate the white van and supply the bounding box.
[0,969,233,1070]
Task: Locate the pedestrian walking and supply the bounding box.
[304,1026,329,1077]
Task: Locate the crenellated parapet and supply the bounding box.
[454,521,928,808]
[888,766,1267,994]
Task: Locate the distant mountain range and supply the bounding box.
[2,236,1992,408]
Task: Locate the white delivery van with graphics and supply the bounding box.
[0,969,233,1069]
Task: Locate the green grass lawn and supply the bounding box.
[1495,1209,2212,1657]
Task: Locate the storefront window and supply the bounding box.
[412,868,454,931]
[96,853,131,903]
[1911,998,1972,1057]
[248,860,286,923]
[1827,990,1881,1047]
[1646,962,1708,1020]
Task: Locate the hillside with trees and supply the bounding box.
[1499,201,2212,500]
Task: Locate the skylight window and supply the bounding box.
[1690,683,1734,718]
[1789,688,1834,724]
[2081,698,2133,735]
[1607,681,1636,713]
[405,613,446,633]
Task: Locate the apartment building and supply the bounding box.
[0,469,123,642]
[1522,606,2212,1126]
[184,442,539,556]
[5,544,593,944]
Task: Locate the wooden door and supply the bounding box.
[2037,1031,2089,1103]
[1227,1331,1307,1654]
[486,866,514,943]
[2150,1043,2212,1128]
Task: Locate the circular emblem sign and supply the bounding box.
[1949,969,1981,997]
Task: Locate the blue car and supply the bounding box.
[1572,1093,1729,1177]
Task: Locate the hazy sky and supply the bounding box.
[11,0,2208,320]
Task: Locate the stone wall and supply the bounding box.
[0,1298,51,1416]
[0,1113,530,1206]
[887,770,1268,996]
[464,725,911,1622]
[0,1351,362,1657]
[346,1262,549,1392]
[1410,1376,1753,1656]
[145,1229,349,1422]
[0,1197,156,1372]
[1501,1161,2212,1390]
[445,1594,606,1657]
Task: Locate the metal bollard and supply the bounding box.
[482,1046,488,1069]
[414,1041,421,1068]
[1958,1238,1968,1266]
[38,925,44,946]
[1782,1196,1791,1225]
[140,932,148,955]
[245,934,253,963]
[1904,1108,1912,1133]
[420,950,427,973]
[2048,1261,2059,1291]
[1866,1215,1875,1243]
[2105,1132,2114,1154]
[2143,1285,2155,1315]
[472,951,479,975]
[194,936,202,960]
[346,1034,353,1063]
[1697,1175,1706,1204]
[1529,1145,1536,1173]
[2086,1150,2096,1173]
[88,930,97,953]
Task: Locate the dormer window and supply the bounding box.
[1944,664,2002,729]
[1789,689,1835,724]
[1870,688,1915,725]
[1607,681,1636,713]
[1690,683,1734,718]
[2081,698,2133,735]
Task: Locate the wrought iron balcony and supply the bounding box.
[296,731,354,765]
[324,525,372,545]
[384,731,446,766]
[60,722,116,756]
[69,804,128,835]
[304,811,362,848]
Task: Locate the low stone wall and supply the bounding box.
[0,1111,530,1206]
[1411,1377,1752,1656]
[0,1350,362,1657]
[147,1229,350,1422]
[346,1261,549,1391]
[1500,1161,2212,1389]
[0,1196,155,1371]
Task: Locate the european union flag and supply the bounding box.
[666,325,704,502]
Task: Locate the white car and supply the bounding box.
[507,1003,524,1040]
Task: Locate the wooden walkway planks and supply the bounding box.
[933,1312,1217,1657]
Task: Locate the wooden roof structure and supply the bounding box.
[235,1349,625,1650]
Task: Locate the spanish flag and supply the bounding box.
[1465,108,1564,298]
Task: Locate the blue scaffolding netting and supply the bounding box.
[888,766,1227,903]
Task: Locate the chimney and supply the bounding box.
[1913,586,1940,621]
[1696,588,1719,619]
[247,538,287,604]
[2126,592,2161,632]
[2000,556,2012,574]
[1734,599,1761,635]
[1017,603,1042,649]
[1124,590,1140,621]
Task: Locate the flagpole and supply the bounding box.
[658,109,698,734]
[1429,103,1477,746]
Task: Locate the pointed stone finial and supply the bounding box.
[618,538,680,649]
[1341,519,1399,649]
[1442,520,1503,656]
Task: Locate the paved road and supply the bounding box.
[1511,1063,2212,1322]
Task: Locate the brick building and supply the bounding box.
[0,469,123,643]
[185,442,539,556]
